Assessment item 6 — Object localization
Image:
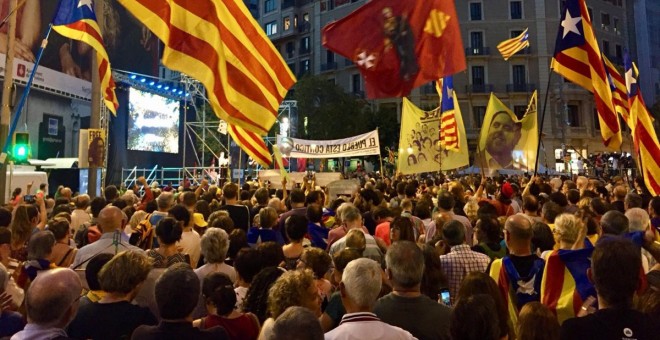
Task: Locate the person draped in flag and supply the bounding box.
[540,214,596,324]
[489,214,545,332]
[52,0,119,114]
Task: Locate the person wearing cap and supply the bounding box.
[483,182,515,217]
[192,213,208,237]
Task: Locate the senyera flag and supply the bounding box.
[322,0,466,99]
[117,0,295,139]
[52,0,118,115]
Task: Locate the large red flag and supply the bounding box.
[322,0,466,99]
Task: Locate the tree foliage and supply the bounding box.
[292,75,400,158]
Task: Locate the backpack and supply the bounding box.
[129,214,155,250]
[74,223,102,249]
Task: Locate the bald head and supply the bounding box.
[26,268,82,327]
[504,214,533,241]
[97,206,125,233]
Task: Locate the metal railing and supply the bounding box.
[466,84,493,93]
[465,46,490,56]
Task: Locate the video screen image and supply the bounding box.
[127,88,180,153]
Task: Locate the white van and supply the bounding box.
[4,166,48,203]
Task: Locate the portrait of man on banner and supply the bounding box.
[478,93,537,172]
[88,129,106,168]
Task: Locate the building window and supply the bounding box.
[303,13,310,23]
[593,108,599,130]
[470,31,484,50]
[615,44,622,62]
[511,30,523,38]
[352,74,361,93]
[469,2,482,21]
[299,59,310,76]
[294,15,298,28]
[602,40,610,56]
[265,21,277,36]
[287,63,295,74]
[601,12,610,28]
[284,17,291,31]
[471,66,485,86]
[510,1,522,19]
[285,42,294,58]
[299,37,310,54]
[587,7,593,21]
[264,0,276,13]
[326,50,335,63]
[567,104,580,127]
[335,0,349,6]
[512,65,526,86]
[473,106,486,128]
[613,17,620,34]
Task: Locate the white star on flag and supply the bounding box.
[625,68,637,94]
[356,51,376,69]
[447,87,453,99]
[78,0,93,12]
[561,10,582,38]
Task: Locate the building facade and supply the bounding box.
[627,0,660,105]
[254,0,632,171]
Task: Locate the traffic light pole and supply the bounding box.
[0,0,18,204]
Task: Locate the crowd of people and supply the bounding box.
[0,171,659,340]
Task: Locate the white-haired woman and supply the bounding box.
[195,228,237,283]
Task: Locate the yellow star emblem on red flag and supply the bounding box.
[424,9,450,38]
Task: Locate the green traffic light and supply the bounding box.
[16,146,26,157]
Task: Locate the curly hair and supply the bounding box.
[267,269,316,318]
[301,247,332,279]
[242,267,285,323]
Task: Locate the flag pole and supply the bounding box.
[377,127,384,181]
[0,24,53,163]
[533,71,554,176]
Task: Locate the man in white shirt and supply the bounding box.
[324,258,414,340]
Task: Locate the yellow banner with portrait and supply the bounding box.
[87,129,106,168]
[477,92,538,172]
[397,98,469,174]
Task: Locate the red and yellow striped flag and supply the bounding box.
[437,76,460,151]
[497,28,530,61]
[603,56,630,125]
[228,124,272,167]
[52,0,118,115]
[117,0,296,137]
[551,0,621,150]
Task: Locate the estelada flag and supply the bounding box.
[322,0,466,99]
[551,0,621,150]
[53,0,118,115]
[541,248,596,324]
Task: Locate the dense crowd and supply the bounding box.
[0,172,659,340]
